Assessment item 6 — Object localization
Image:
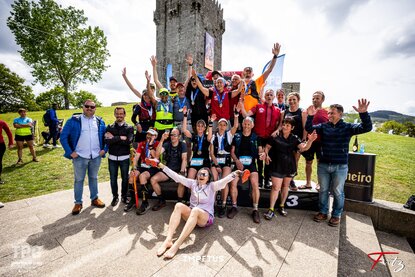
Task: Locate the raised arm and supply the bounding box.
[182,106,192,138]
[122,67,142,98]
[298,131,317,152]
[212,171,241,191]
[183,54,193,89]
[160,163,193,188]
[155,133,168,159]
[230,109,240,136]
[191,68,209,96]
[145,70,158,106]
[262,42,281,82]
[351,98,372,135]
[150,55,163,90]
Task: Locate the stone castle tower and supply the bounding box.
[154,0,225,85]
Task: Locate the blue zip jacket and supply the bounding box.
[305,112,372,164]
[60,114,107,159]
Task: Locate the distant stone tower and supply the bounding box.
[154,0,225,85]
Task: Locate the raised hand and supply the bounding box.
[307,105,317,116]
[308,130,317,142]
[185,54,193,65]
[211,113,217,122]
[145,70,151,83]
[162,132,169,140]
[272,42,281,56]
[353,98,370,113]
[150,55,157,67]
[182,106,187,115]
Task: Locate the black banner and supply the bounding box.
[345,152,376,202]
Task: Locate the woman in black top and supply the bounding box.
[186,76,208,133]
[260,117,316,220]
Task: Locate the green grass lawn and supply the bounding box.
[1,107,414,204]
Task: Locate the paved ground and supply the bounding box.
[0,181,340,277]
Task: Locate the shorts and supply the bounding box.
[301,140,322,161]
[271,171,294,179]
[242,160,258,173]
[211,156,232,168]
[199,213,214,228]
[15,135,33,142]
[138,166,160,176]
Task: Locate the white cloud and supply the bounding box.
[1,0,414,115]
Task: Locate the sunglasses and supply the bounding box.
[198,172,209,177]
[160,92,168,96]
[170,134,178,137]
[84,105,96,109]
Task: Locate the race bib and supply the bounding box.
[190,158,204,166]
[140,163,150,169]
[239,156,252,166]
[217,157,226,165]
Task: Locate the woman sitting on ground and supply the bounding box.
[148,159,247,259]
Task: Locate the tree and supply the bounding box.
[377,120,404,135]
[7,0,110,109]
[72,90,102,109]
[35,86,73,110]
[0,63,38,113]
[403,122,415,137]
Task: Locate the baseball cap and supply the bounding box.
[176,82,184,88]
[212,70,223,77]
[147,128,158,136]
[169,76,178,82]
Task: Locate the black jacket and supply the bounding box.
[105,122,134,156]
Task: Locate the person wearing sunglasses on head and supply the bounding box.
[145,158,248,259]
[61,99,107,215]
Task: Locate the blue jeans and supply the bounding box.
[317,163,348,218]
[108,158,130,198]
[73,156,102,204]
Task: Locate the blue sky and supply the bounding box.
[1,0,414,115]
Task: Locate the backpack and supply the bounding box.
[43,109,52,127]
[233,132,258,159]
[403,195,415,211]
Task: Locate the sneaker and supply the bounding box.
[263,181,272,190]
[53,145,62,148]
[91,198,105,208]
[32,157,39,162]
[218,206,226,218]
[152,199,166,211]
[328,216,341,227]
[145,157,159,167]
[16,159,23,165]
[72,204,83,215]
[264,209,275,220]
[43,143,50,148]
[313,212,328,222]
[278,207,288,217]
[136,201,150,215]
[121,196,128,204]
[124,200,135,212]
[252,210,260,224]
[111,197,119,207]
[0,202,4,208]
[289,180,298,191]
[0,180,5,185]
[227,206,238,219]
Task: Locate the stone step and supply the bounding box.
[376,230,415,276]
[338,211,390,276]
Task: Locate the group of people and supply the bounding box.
[0,41,373,257]
[56,41,372,259]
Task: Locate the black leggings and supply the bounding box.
[0,143,5,175]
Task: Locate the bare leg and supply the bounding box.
[27,140,36,159]
[250,172,260,205]
[230,177,239,205]
[220,167,231,204]
[150,172,169,195]
[305,159,313,187]
[16,141,23,160]
[157,203,191,256]
[269,177,283,209]
[164,207,209,259]
[280,177,292,204]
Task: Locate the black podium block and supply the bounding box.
[345,152,376,203]
[149,181,318,211]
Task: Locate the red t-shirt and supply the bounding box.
[251,103,281,138]
[136,140,159,163]
[209,87,231,120]
[0,120,13,145]
[311,108,329,141]
[228,85,240,119]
